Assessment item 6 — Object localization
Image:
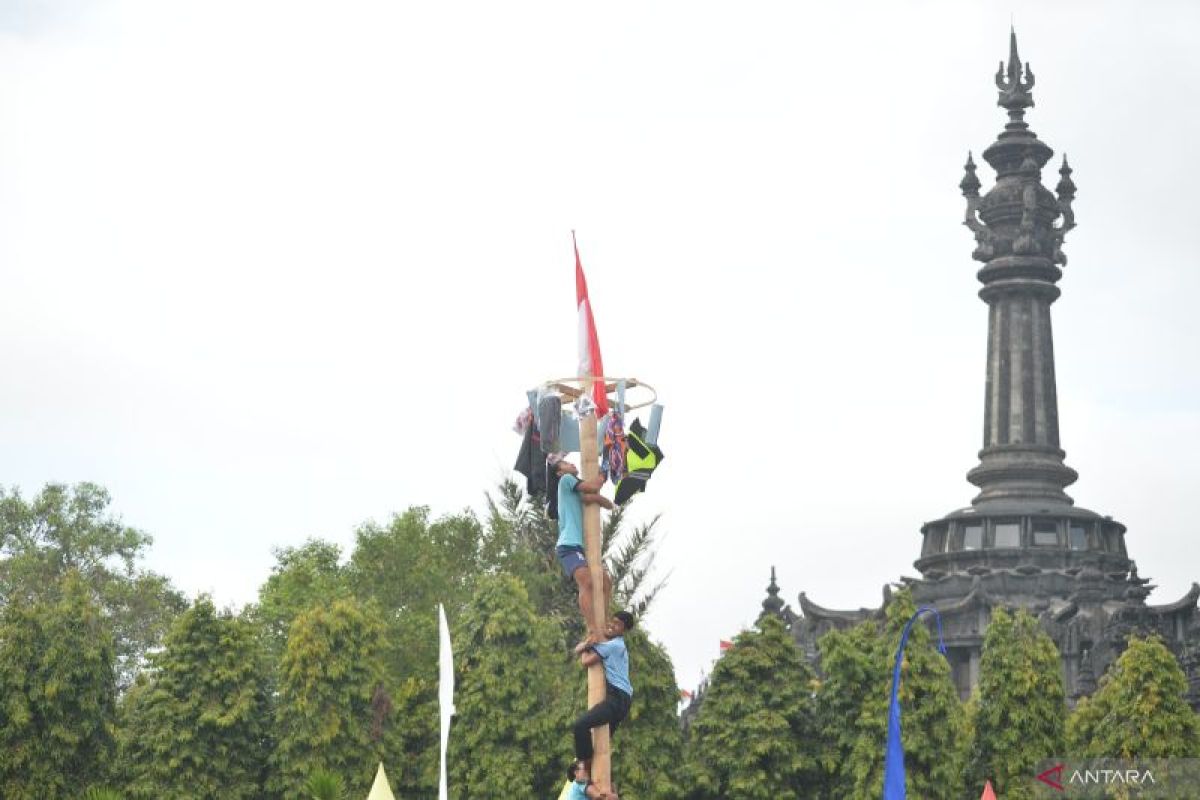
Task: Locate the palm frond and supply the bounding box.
[304,767,347,800]
[82,789,124,800]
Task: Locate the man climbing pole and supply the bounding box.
[557,760,620,800]
[572,612,635,771]
[552,457,614,640]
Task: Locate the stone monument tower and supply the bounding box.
[788,31,1200,703]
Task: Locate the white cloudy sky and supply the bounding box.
[2,0,1199,694]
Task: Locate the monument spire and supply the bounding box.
[791,26,1199,713]
[996,26,1035,121]
[961,29,1078,506]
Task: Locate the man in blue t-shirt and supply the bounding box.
[558,759,619,799]
[551,458,614,640]
[572,611,635,770]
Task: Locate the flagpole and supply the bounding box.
[574,230,612,795]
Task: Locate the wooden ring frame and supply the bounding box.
[539,376,658,411]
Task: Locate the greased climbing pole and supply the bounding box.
[541,234,662,798]
[579,404,611,793]
[541,375,657,799]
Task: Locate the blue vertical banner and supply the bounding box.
[882,606,947,800]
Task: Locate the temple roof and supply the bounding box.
[797,586,889,624]
[1146,583,1200,616]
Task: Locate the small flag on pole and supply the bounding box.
[882,606,947,800]
[438,604,455,800]
[719,639,734,652]
[574,233,609,417]
[680,689,694,701]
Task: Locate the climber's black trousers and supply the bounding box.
[573,684,632,760]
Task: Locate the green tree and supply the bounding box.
[967,608,1065,799]
[611,629,685,799]
[349,507,484,683]
[249,538,352,666]
[345,507,487,796]
[118,597,273,800]
[686,614,819,799]
[448,573,572,798]
[0,482,185,686]
[384,676,440,797]
[822,590,966,800]
[0,570,117,799]
[813,620,885,799]
[1067,635,1200,758]
[269,596,390,799]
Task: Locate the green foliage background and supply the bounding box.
[0,570,117,800]
[118,597,273,800]
[686,614,819,799]
[3,481,1200,799]
[812,590,967,800]
[967,607,1066,800]
[269,596,389,799]
[1068,634,1200,759]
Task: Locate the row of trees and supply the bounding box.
[0,481,680,799]
[2,481,1199,799]
[686,596,1200,799]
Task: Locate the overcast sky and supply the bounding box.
[2,0,1199,695]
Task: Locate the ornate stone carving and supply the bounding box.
[995,28,1035,114]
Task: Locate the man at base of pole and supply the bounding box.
[572,612,635,769]
[558,760,619,800]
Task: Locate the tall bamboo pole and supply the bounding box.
[579,407,611,793]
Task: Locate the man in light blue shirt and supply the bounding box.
[572,611,635,769]
[551,458,614,640]
[558,759,619,799]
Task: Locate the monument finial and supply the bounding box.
[959,152,981,197]
[996,27,1035,118]
[760,566,785,619]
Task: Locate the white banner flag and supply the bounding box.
[438,603,456,800]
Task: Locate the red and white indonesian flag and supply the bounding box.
[574,236,609,417]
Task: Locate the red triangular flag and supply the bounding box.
[979,780,997,800]
[574,234,609,417]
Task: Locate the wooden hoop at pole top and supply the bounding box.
[538,376,658,411]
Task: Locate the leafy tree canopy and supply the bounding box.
[967,607,1066,800]
[0,483,185,686]
[1068,634,1200,759]
[448,573,572,798]
[816,589,966,800]
[118,596,273,800]
[270,596,390,799]
[0,570,117,800]
[687,614,819,800]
